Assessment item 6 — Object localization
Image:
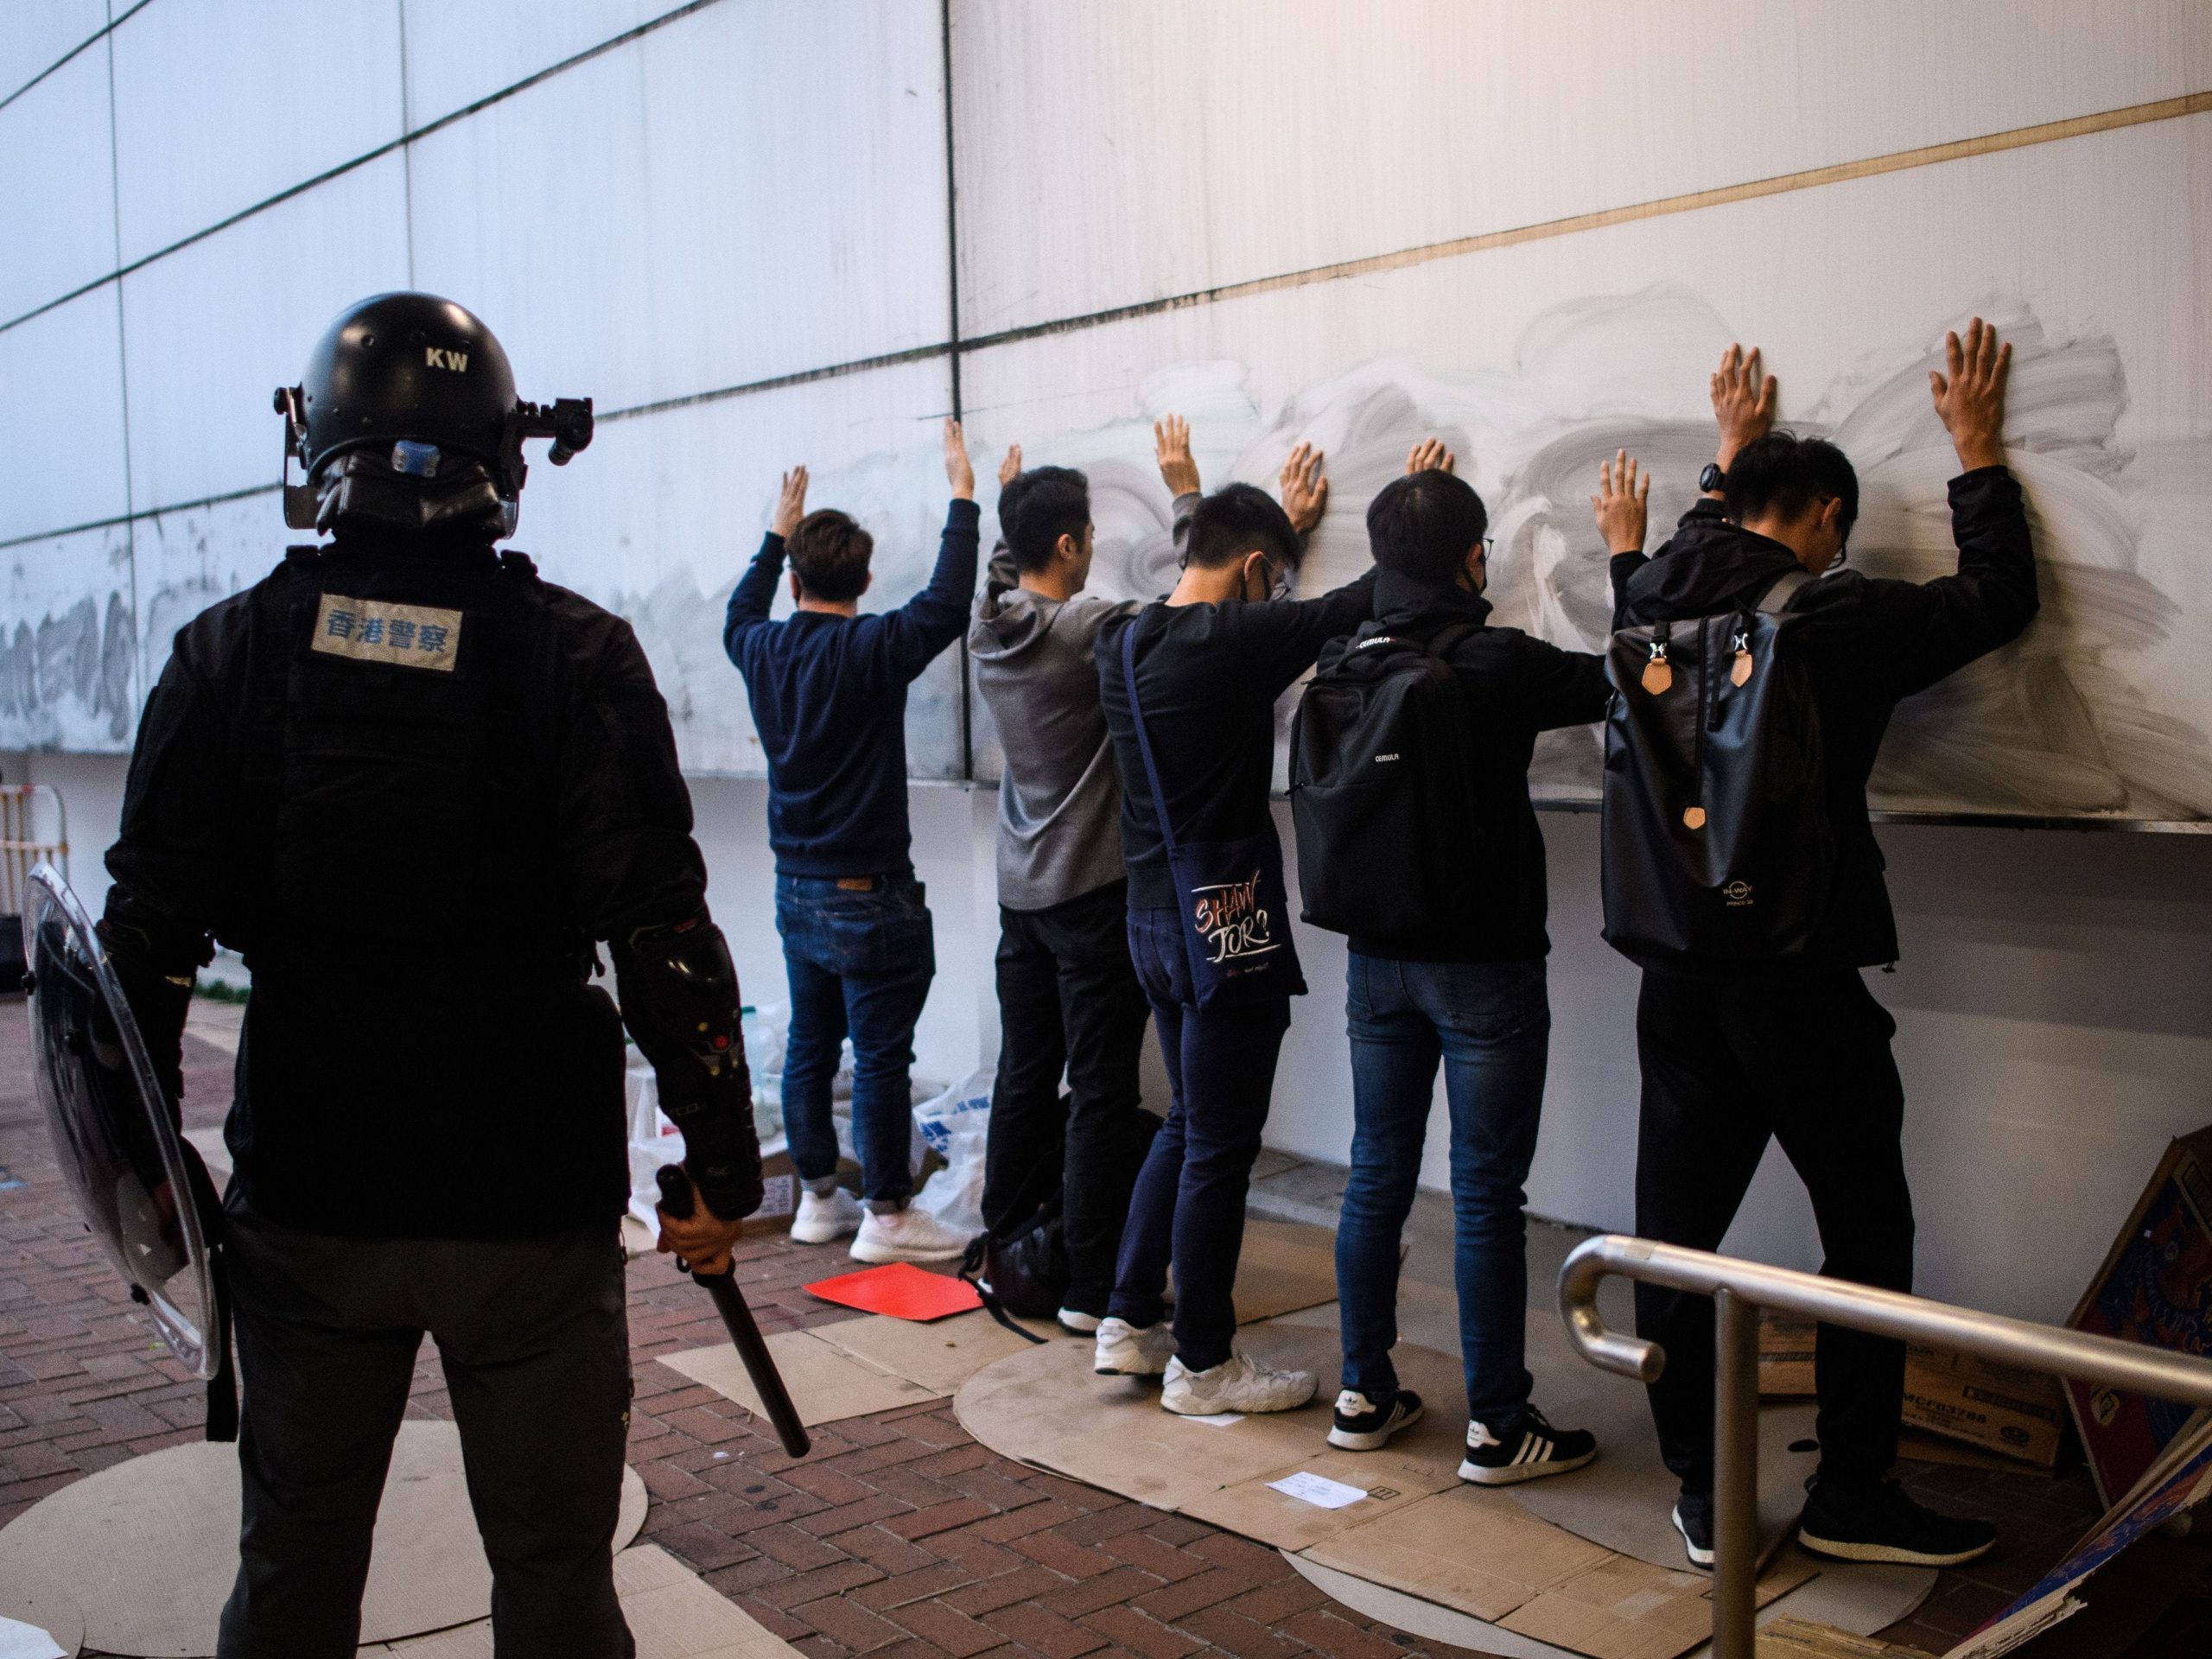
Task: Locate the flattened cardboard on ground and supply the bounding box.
[1498,1549,1719,1658]
[372,1544,804,1659]
[1182,1446,1459,1551]
[1305,1486,1614,1622]
[0,1422,645,1656]
[1756,1618,1934,1658]
[661,1327,938,1427]
[2063,1124,2212,1507]
[810,1309,1052,1395]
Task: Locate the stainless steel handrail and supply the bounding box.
[1557,1233,2212,1658]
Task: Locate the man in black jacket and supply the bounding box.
[1601,321,2037,1570]
[1320,442,1612,1480]
[103,293,761,1657]
[1309,442,1610,1478]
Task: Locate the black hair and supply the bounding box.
[1364,470,1489,585]
[1723,432,1859,542]
[1183,482,1300,572]
[786,508,874,602]
[999,466,1091,574]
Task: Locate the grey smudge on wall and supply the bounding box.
[1054,288,2211,821]
[0,591,137,744]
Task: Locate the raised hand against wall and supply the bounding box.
[1709,343,1777,485]
[1929,318,2011,474]
[1280,442,1329,536]
[1406,436,1456,475]
[1154,414,1201,498]
[1592,448,1650,555]
[772,467,809,539]
[944,419,976,502]
[997,443,1023,490]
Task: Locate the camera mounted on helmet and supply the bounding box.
[274,291,594,541]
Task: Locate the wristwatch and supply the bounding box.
[1698,461,1727,493]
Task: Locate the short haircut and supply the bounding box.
[1365,471,1489,585]
[1724,432,1859,541]
[786,508,874,602]
[1184,482,1300,572]
[1000,466,1090,573]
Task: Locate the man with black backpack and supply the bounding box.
[1290,443,1610,1476]
[1601,321,2037,1571]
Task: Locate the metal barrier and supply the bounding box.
[1556,1234,2212,1658]
[0,785,67,913]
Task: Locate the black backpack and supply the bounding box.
[1599,569,1833,963]
[1290,621,1483,944]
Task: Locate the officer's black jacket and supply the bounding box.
[1329,569,1611,963]
[105,531,709,1237]
[1608,467,2038,969]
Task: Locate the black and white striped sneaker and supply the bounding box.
[1456,1405,1597,1485]
[1327,1389,1424,1451]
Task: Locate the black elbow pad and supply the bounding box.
[613,912,762,1219]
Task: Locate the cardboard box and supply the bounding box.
[1764,1311,2064,1469]
[1902,1341,2065,1468]
[2064,1125,2212,1506]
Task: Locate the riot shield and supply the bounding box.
[22,865,220,1379]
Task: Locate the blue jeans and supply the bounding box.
[1337,953,1550,1423]
[775,873,935,1205]
[1109,906,1292,1371]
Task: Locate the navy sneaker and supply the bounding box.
[1797,1475,1998,1567]
[1327,1388,1424,1451]
[1673,1491,1715,1568]
[1456,1404,1597,1485]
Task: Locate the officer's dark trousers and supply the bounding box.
[982,878,1154,1317]
[1632,966,1915,1498]
[218,1211,634,1659]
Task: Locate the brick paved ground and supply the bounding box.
[0,1007,2197,1657]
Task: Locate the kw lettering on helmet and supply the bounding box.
[424,346,470,372]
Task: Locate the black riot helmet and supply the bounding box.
[273,292,593,541]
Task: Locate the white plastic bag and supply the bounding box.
[907,1068,993,1238]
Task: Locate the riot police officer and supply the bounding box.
[98,292,762,1658]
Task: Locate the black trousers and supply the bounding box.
[1633,965,1915,1497]
[982,878,1154,1315]
[218,1209,634,1658]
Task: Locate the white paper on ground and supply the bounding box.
[0,1616,66,1659]
[1184,1413,1245,1427]
[1268,1471,1369,1510]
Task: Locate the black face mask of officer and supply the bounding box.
[313,448,509,540]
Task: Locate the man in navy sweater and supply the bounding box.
[724,419,979,1263]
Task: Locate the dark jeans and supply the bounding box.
[1337,953,1550,1423]
[1634,965,1915,1497]
[1109,904,1291,1370]
[777,871,934,1205]
[218,1211,632,1658]
[982,879,1154,1316]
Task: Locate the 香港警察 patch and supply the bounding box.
[312,594,462,671]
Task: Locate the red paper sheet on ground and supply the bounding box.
[805,1262,982,1321]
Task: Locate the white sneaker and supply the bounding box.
[1160,1348,1317,1415]
[790,1186,863,1244]
[849,1205,971,1263]
[1093,1317,1176,1376]
[1057,1307,1102,1335]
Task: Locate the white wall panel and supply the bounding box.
[0,287,130,543]
[400,0,664,128]
[407,0,949,414]
[952,0,2212,336]
[0,523,137,753]
[0,38,117,321]
[110,0,404,265]
[961,114,2212,821]
[518,354,962,777]
[0,0,106,105]
[121,154,411,514]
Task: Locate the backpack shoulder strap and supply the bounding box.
[1421,620,1484,660]
[1758,569,1814,615]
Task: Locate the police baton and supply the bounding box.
[655,1166,810,1458]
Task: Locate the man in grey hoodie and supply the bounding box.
[969,448,1153,1332]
